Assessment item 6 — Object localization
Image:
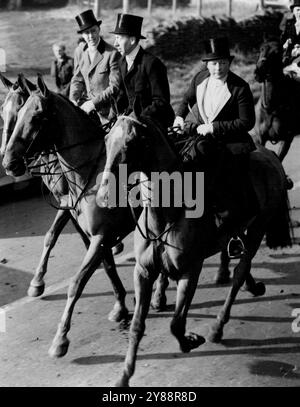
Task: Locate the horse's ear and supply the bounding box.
[0,72,13,89]
[36,73,49,97]
[133,95,143,120]
[17,73,35,95]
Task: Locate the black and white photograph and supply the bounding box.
[0,0,300,393]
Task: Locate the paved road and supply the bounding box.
[0,138,300,387]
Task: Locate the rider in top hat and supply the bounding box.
[281,0,300,65]
[70,9,123,255]
[110,13,174,130]
[69,9,121,123]
[174,37,256,258]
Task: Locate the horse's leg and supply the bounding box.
[28,210,73,297]
[277,135,293,162]
[214,249,230,284]
[48,235,105,358]
[69,216,90,249]
[213,248,265,295]
[102,246,128,322]
[243,272,266,297]
[170,262,205,353]
[151,273,169,311]
[208,223,265,343]
[116,262,158,387]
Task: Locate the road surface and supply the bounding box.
[0,138,300,387]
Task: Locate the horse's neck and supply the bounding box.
[144,127,180,175]
[140,130,184,228]
[39,153,68,198]
[52,95,105,188]
[261,77,284,111]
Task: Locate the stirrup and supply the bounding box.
[227,236,245,259]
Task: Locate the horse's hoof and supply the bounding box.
[214,270,230,285]
[108,306,128,322]
[180,332,205,353]
[48,338,70,358]
[112,242,124,256]
[115,376,129,387]
[150,296,167,311]
[243,281,266,297]
[207,323,223,343]
[27,283,45,297]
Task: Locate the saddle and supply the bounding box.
[170,130,259,227]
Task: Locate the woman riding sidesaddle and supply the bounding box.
[173,37,256,257]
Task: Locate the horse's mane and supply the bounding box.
[50,91,106,136]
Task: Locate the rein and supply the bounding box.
[22,97,114,211]
[123,122,185,246]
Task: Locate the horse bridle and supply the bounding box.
[113,116,181,246]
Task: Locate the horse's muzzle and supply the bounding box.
[2,152,26,177]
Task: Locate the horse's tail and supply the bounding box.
[265,190,293,249]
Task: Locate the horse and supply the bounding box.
[253,38,300,161]
[2,74,172,358]
[0,72,93,297]
[97,114,292,387]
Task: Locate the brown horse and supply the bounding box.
[252,38,300,162]
[0,73,93,297]
[1,75,167,358]
[98,114,292,387]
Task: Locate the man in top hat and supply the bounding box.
[281,0,300,66]
[70,10,123,254]
[111,13,174,130]
[69,9,121,122]
[173,37,256,259]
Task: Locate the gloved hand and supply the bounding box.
[80,100,95,114]
[173,116,184,130]
[196,123,213,136]
[283,38,292,50]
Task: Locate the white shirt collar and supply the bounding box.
[208,74,228,88]
[88,38,101,53]
[125,45,140,69]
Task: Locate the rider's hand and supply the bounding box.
[283,38,292,50]
[80,100,95,114]
[173,116,184,130]
[196,124,213,136]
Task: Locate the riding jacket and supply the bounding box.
[176,68,256,155]
[70,38,121,119]
[116,47,175,129]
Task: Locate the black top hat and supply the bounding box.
[75,9,102,34]
[110,13,146,39]
[291,0,300,10]
[202,37,233,61]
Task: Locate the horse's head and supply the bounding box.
[255,39,283,82]
[0,73,36,156]
[2,75,52,177]
[98,114,147,207]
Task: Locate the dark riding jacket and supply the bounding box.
[117,47,175,129]
[280,18,300,65]
[176,68,256,155]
